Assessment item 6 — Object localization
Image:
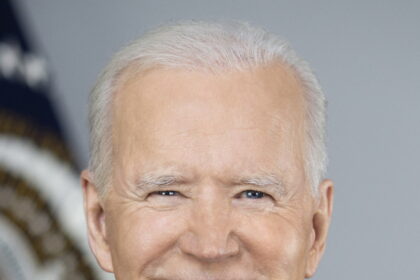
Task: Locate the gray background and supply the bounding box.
[15,0,420,279]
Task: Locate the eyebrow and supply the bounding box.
[236,174,287,195]
[134,172,287,195]
[134,173,185,192]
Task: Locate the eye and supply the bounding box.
[145,189,186,208]
[239,190,266,199]
[152,190,179,196]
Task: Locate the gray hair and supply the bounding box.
[88,20,327,198]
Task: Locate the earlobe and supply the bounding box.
[305,179,334,278]
[81,170,114,272]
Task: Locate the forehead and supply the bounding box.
[114,64,305,128]
[112,64,306,180]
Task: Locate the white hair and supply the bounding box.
[89,20,327,198]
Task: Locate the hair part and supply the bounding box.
[89,20,327,198]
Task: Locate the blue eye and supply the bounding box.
[243,190,265,199]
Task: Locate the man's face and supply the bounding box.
[82,65,333,280]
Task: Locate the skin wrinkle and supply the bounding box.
[126,67,300,278]
[82,64,333,280]
[106,185,187,277]
[120,169,294,219]
[133,172,287,199]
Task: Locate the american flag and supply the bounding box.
[0,1,105,279]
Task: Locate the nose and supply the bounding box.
[178,194,240,262]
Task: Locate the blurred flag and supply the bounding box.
[0,1,104,279]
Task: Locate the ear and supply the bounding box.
[305,179,334,278]
[81,169,114,272]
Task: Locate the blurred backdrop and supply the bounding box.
[1,0,419,279]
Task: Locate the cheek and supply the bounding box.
[237,211,311,274]
[107,206,188,275]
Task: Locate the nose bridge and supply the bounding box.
[195,191,230,238]
[178,186,240,261]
